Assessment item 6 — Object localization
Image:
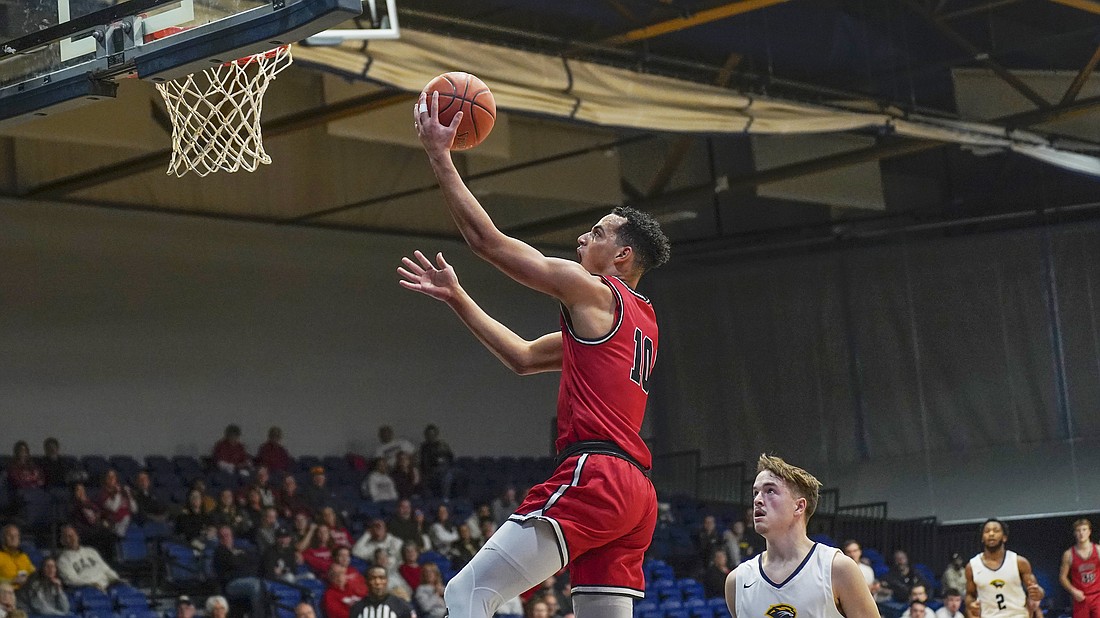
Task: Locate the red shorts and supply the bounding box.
[1074,594,1100,618]
[509,452,657,598]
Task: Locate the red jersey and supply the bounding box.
[1071,543,1100,596]
[556,275,656,469]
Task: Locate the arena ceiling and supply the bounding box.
[2,0,1100,255]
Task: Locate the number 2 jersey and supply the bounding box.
[556,275,657,469]
[970,550,1028,618]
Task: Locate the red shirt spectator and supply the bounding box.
[323,566,362,618]
[212,425,251,473]
[7,441,44,490]
[255,426,292,473]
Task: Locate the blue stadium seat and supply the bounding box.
[634,600,658,618]
[706,598,728,612]
[80,456,111,485]
[162,542,206,586]
[108,456,142,484]
[145,456,173,475]
[171,456,203,484]
[678,579,705,601]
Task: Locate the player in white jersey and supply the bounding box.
[965,519,1044,618]
[725,455,878,618]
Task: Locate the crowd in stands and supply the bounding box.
[0,425,575,618]
[3,425,989,618]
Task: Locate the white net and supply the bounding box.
[155,44,293,177]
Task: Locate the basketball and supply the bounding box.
[422,72,496,150]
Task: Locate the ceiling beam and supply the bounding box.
[600,0,789,46]
[20,88,407,199]
[1060,43,1100,105]
[902,0,1051,109]
[509,139,943,239]
[939,0,1027,21]
[1049,0,1100,15]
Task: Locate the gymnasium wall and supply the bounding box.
[0,198,563,460]
[646,219,1100,523]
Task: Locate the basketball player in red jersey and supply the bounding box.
[1061,519,1100,618]
[404,93,670,618]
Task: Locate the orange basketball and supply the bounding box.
[422,72,496,150]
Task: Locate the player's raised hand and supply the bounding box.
[398,250,460,302]
[413,91,462,155]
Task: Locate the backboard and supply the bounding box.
[0,0,367,126]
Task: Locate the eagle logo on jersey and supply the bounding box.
[991,580,1006,588]
[766,604,797,618]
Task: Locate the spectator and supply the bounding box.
[332,546,367,595]
[261,527,299,583]
[211,489,250,537]
[387,500,421,548]
[255,427,292,474]
[278,475,309,520]
[211,525,265,618]
[97,469,134,538]
[429,504,459,557]
[900,585,936,618]
[302,467,335,514]
[291,512,313,548]
[294,602,316,618]
[530,576,568,617]
[16,556,68,616]
[6,442,43,492]
[301,523,336,576]
[696,515,722,570]
[39,438,78,489]
[842,540,880,597]
[239,488,265,535]
[213,425,253,477]
[412,509,433,550]
[370,549,412,599]
[352,519,403,562]
[56,525,121,590]
[205,596,230,618]
[937,589,965,618]
[398,543,422,589]
[0,526,33,590]
[703,548,731,599]
[391,452,421,500]
[941,553,966,598]
[415,563,447,618]
[324,564,364,618]
[0,583,26,618]
[348,566,415,618]
[374,426,416,469]
[417,425,454,499]
[533,591,562,618]
[463,504,493,543]
[175,489,212,546]
[906,601,930,618]
[253,507,280,554]
[451,524,480,570]
[362,458,399,503]
[885,550,930,603]
[188,478,217,513]
[129,470,169,524]
[723,519,750,565]
[525,597,551,618]
[176,597,196,618]
[69,483,116,560]
[320,507,352,548]
[243,466,277,508]
[491,487,519,527]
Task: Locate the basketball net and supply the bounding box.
[155,44,293,177]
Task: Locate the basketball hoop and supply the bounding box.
[155,44,293,177]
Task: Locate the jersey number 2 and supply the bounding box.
[995,594,1006,610]
[630,328,654,393]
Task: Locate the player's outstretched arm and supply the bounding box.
[398,250,563,375]
[833,553,879,618]
[723,569,738,618]
[965,563,981,618]
[1060,549,1086,602]
[1018,555,1044,611]
[413,92,603,307]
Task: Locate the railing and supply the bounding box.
[698,461,747,505]
[651,450,701,498]
[834,502,889,552]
